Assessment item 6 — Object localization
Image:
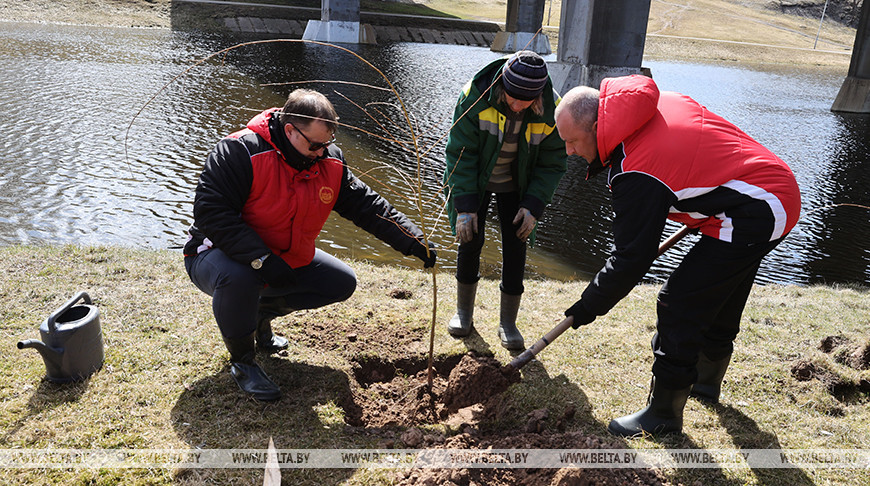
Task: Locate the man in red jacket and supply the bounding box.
[554,75,801,437]
[184,89,435,401]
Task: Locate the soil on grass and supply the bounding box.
[792,336,870,401]
[442,353,521,411]
[346,352,518,428]
[817,334,870,370]
[311,292,672,485]
[344,350,672,485]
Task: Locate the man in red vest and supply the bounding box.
[554,75,801,436]
[184,89,435,401]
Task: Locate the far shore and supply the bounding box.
[0,0,855,68]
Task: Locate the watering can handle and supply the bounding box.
[46,291,92,333]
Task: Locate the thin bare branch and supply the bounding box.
[260,79,394,92]
[332,91,413,152]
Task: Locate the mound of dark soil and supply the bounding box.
[442,353,521,411]
[791,358,838,383]
[819,335,850,353]
[343,351,671,484]
[817,335,870,370]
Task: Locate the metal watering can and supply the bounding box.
[17,291,104,383]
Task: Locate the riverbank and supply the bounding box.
[2,244,868,484]
[0,0,857,67]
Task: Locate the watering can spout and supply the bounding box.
[17,339,63,365]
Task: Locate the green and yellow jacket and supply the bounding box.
[442,56,567,245]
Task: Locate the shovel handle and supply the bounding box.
[507,225,692,371]
[508,316,574,370]
[657,224,692,257]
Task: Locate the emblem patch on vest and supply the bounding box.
[319,186,335,205]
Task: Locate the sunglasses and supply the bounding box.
[289,122,336,152]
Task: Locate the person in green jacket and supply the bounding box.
[442,50,567,350]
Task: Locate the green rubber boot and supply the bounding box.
[497,292,524,351]
[690,351,731,403]
[608,377,690,437]
[447,281,477,337]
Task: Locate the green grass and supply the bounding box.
[1,244,868,484]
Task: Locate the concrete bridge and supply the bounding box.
[832,0,870,113]
[282,0,655,92]
[176,0,870,113]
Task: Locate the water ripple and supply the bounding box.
[0,22,867,285]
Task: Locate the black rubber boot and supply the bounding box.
[608,377,690,437]
[447,281,477,337]
[223,332,281,401]
[690,351,732,403]
[497,292,524,351]
[256,313,289,353]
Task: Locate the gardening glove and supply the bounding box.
[456,212,478,244]
[513,207,536,242]
[565,300,596,329]
[259,254,297,288]
[412,240,437,268]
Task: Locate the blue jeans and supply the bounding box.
[185,248,357,338]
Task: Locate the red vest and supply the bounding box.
[233,110,344,268]
[599,76,801,243]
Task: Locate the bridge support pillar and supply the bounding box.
[548,0,650,94]
[491,0,551,54]
[832,2,870,113]
[303,0,376,45]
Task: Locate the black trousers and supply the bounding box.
[185,248,357,339]
[455,191,527,296]
[651,235,784,389]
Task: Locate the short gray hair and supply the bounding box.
[555,86,600,130]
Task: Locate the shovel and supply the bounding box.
[506,224,693,371]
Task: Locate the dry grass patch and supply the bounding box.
[2,246,869,485]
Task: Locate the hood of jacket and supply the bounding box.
[597,75,660,163]
[246,108,280,148]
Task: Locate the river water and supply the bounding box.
[0,21,868,286]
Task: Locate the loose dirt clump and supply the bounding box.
[816,335,870,370]
[389,288,413,299]
[789,357,867,402]
[791,359,837,383]
[819,335,850,353]
[442,352,521,411]
[344,352,669,484]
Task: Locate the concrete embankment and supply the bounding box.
[172,0,502,47]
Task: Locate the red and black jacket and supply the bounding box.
[184,109,427,268]
[580,75,801,316]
